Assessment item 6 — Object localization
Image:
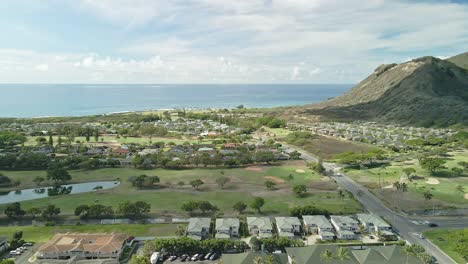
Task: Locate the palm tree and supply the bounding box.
[320,249,334,264]
[393,181,401,191]
[335,247,350,263]
[253,256,263,264]
[400,182,408,192]
[401,245,413,264]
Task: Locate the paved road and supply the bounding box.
[284,144,461,264]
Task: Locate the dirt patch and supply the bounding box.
[245,166,264,172]
[425,178,440,185]
[464,193,468,200]
[295,169,305,173]
[264,176,285,184]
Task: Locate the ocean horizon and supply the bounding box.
[0,84,352,118]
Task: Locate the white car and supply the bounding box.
[418,233,425,239]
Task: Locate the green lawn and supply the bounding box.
[345,151,468,207]
[423,229,467,264]
[0,223,185,243]
[0,164,362,216]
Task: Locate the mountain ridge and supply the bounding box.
[293,53,468,126]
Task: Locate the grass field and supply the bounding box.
[0,162,362,216]
[0,223,184,243]
[345,151,468,210]
[423,228,467,264]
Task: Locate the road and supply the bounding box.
[284,144,462,264]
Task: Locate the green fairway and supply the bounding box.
[345,151,468,207]
[423,229,467,264]
[0,163,362,216]
[0,223,185,243]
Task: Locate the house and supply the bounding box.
[215,218,240,239]
[302,215,334,241]
[246,217,273,238]
[37,233,127,260]
[302,215,333,234]
[356,214,391,233]
[285,245,424,264]
[0,237,7,254]
[187,218,211,240]
[112,147,130,156]
[275,217,301,238]
[138,148,160,156]
[330,215,359,240]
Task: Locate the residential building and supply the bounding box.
[215,218,240,239]
[187,218,211,240]
[286,245,424,264]
[330,215,359,240]
[302,215,335,241]
[222,252,288,264]
[356,213,392,233]
[247,217,273,238]
[275,217,301,238]
[37,233,127,260]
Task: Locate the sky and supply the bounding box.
[0,0,467,84]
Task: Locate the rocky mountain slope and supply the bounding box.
[447,52,468,70]
[296,54,468,126]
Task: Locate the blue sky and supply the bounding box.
[0,0,467,84]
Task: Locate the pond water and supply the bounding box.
[0,181,120,204]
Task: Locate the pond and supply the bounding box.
[0,181,120,204]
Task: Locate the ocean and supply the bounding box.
[0,84,351,118]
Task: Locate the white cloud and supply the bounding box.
[35,64,49,71]
[0,0,467,83]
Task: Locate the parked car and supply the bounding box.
[168,255,178,261]
[369,235,375,239]
[209,253,219,260]
[23,242,33,246]
[180,254,189,262]
[191,254,200,261]
[428,223,438,227]
[203,253,212,260]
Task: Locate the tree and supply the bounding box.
[0,259,15,264]
[338,189,345,199]
[198,201,217,213]
[287,174,294,181]
[216,176,230,189]
[335,247,350,263]
[35,136,47,145]
[27,207,42,219]
[233,201,247,214]
[308,161,325,174]
[41,205,61,220]
[4,202,26,219]
[403,167,416,179]
[423,191,433,201]
[181,201,199,215]
[393,181,401,191]
[320,249,334,263]
[451,167,463,177]
[94,128,99,142]
[293,184,307,197]
[458,161,468,170]
[74,204,90,217]
[129,255,149,264]
[419,157,446,174]
[190,179,204,190]
[265,180,277,190]
[400,182,408,192]
[456,184,465,195]
[118,201,150,219]
[33,176,45,186]
[250,197,265,213]
[46,164,71,185]
[48,131,54,146]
